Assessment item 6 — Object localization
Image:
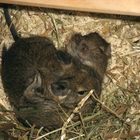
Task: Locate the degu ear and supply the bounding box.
[56,50,72,65]
[23,73,42,98]
[71,33,83,44]
[104,43,111,58]
[88,32,111,58]
[100,42,111,58]
[99,41,111,58]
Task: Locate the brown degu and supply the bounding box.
[66,32,111,80]
[1,37,65,130]
[2,43,98,130]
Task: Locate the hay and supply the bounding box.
[0,5,140,139]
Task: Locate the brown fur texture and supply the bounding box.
[66,32,111,81]
[2,37,98,130]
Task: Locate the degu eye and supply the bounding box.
[81,43,89,52]
[51,81,69,96]
[34,87,44,94]
[77,90,88,96]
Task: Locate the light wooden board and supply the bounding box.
[0,0,140,16]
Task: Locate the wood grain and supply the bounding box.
[0,0,140,16]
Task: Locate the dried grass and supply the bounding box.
[0,5,140,140]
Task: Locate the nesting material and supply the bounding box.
[0,6,140,139]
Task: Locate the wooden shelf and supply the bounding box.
[0,0,140,16]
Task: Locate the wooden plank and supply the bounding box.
[0,0,140,16]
